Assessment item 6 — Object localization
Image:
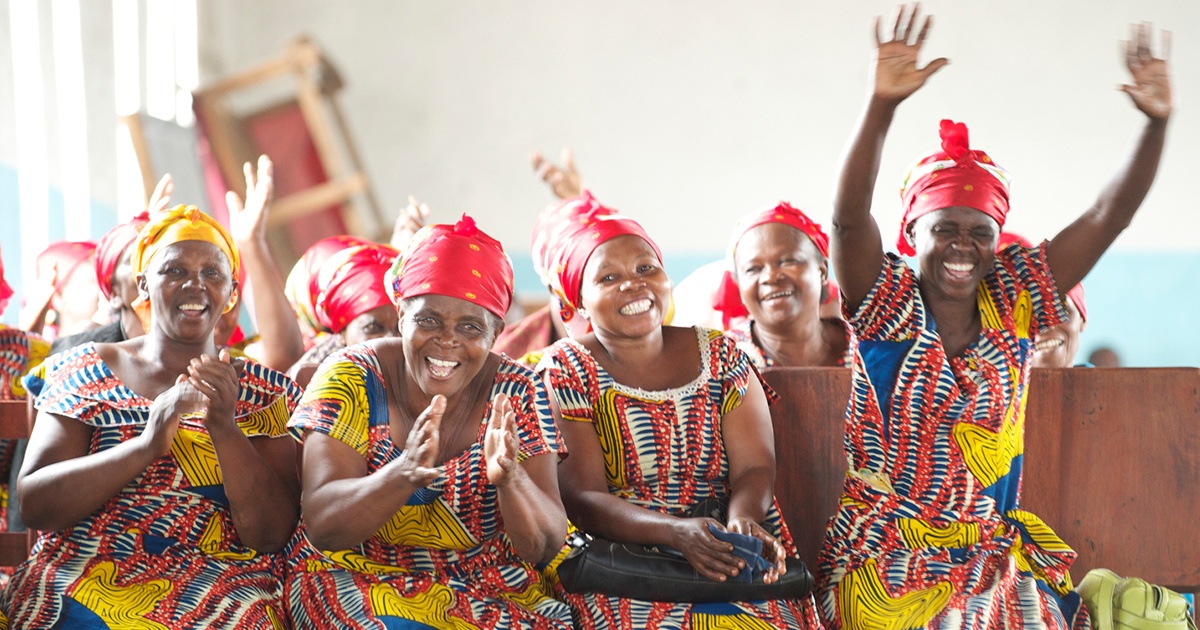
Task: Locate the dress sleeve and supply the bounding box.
[536,341,596,424]
[235,361,302,438]
[995,241,1067,335]
[287,352,376,457]
[493,358,566,462]
[708,329,777,414]
[844,253,923,343]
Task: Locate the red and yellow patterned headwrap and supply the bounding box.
[94,211,150,301]
[386,214,513,319]
[133,205,240,278]
[286,235,372,334]
[316,243,399,334]
[530,190,619,286]
[549,213,662,315]
[898,120,1011,256]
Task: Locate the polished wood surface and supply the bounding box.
[0,398,35,567]
[763,367,1200,592]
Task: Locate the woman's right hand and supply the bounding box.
[141,375,206,457]
[872,3,948,103]
[390,395,445,487]
[670,517,744,582]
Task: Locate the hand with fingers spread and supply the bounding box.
[141,375,207,457]
[670,517,745,582]
[391,195,431,251]
[727,516,788,584]
[391,395,446,488]
[148,174,174,214]
[484,394,521,487]
[532,148,582,200]
[1121,23,1172,120]
[226,155,275,246]
[872,3,948,103]
[186,349,244,424]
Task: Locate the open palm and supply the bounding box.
[873,5,948,102]
[1122,23,1172,120]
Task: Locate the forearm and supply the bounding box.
[303,460,422,551]
[1092,116,1169,235]
[496,463,567,563]
[209,424,298,553]
[237,237,305,371]
[567,489,686,548]
[833,96,897,231]
[726,465,775,525]
[18,438,157,531]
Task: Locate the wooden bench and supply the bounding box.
[0,397,36,568]
[762,367,1200,595]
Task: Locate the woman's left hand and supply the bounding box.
[1121,23,1172,120]
[187,349,244,423]
[484,394,520,488]
[727,516,788,584]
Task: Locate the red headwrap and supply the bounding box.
[286,235,372,333]
[531,190,619,286]
[94,212,150,301]
[713,201,830,327]
[1066,283,1087,322]
[898,120,1011,256]
[386,214,513,319]
[36,240,98,296]
[315,243,399,334]
[549,213,662,314]
[0,248,12,312]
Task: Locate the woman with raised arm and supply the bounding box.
[819,5,1170,629]
[284,215,573,629]
[3,206,303,627]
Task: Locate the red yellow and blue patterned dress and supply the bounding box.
[540,326,824,630]
[726,318,856,368]
[0,342,302,629]
[284,344,573,629]
[816,244,1090,630]
[0,326,49,592]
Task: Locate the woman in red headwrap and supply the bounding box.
[18,240,101,341]
[3,205,303,627]
[538,210,823,629]
[284,215,572,629]
[716,201,853,368]
[285,242,400,388]
[817,6,1171,629]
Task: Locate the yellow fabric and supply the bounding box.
[133,205,240,278]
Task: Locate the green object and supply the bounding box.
[1077,569,1197,630]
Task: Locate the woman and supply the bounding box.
[286,242,400,388]
[819,7,1170,629]
[715,201,853,368]
[539,210,822,629]
[3,205,303,627]
[284,215,573,628]
[18,240,101,341]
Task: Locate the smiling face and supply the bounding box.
[577,235,671,341]
[137,240,236,344]
[343,303,400,345]
[733,222,828,332]
[909,207,1000,303]
[1032,295,1086,368]
[398,294,501,401]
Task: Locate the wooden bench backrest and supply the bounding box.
[0,397,35,567]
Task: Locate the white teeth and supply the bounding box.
[179,304,206,311]
[619,299,652,315]
[427,357,459,378]
[762,290,795,301]
[944,262,975,272]
[428,357,458,368]
[1035,338,1064,352]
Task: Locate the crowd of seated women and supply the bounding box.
[0,5,1173,628]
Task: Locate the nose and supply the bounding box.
[760,263,783,283]
[620,277,646,292]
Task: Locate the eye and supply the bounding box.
[459,322,484,337]
[414,316,439,329]
[637,263,656,274]
[600,274,618,283]
[971,228,994,239]
[742,265,762,276]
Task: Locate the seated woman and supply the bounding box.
[539,211,822,629]
[715,202,853,367]
[818,7,1169,628]
[285,242,400,388]
[285,215,573,628]
[2,206,303,627]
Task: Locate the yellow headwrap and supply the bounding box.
[131,205,241,331]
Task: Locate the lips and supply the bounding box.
[1035,338,1064,353]
[759,289,795,303]
[619,299,652,315]
[177,303,208,316]
[426,356,460,378]
[943,261,976,281]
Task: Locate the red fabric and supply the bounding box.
[1066,283,1087,322]
[550,213,662,312]
[998,232,1085,321]
[387,214,513,319]
[286,235,372,333]
[713,201,830,327]
[0,248,12,310]
[530,190,618,285]
[37,241,98,295]
[898,120,1010,256]
[996,232,1033,250]
[94,212,150,300]
[315,243,399,333]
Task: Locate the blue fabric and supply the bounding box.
[707,524,773,583]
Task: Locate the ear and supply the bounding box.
[135,273,149,300]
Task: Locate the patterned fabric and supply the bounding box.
[1,343,302,628]
[284,345,572,629]
[0,326,49,552]
[539,326,823,629]
[725,318,855,369]
[494,305,556,368]
[314,243,398,334]
[816,244,1091,630]
[286,332,346,381]
[548,214,660,316]
[94,211,150,301]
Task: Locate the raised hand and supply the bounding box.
[142,375,205,457]
[484,394,520,487]
[1121,23,1172,120]
[391,195,431,251]
[186,349,244,423]
[872,3,948,103]
[531,148,582,200]
[390,395,445,488]
[670,517,744,582]
[727,516,788,584]
[226,154,274,245]
[148,174,174,213]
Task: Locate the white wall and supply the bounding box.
[197,0,1200,256]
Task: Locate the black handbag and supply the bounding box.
[555,531,814,604]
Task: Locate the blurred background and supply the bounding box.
[1,0,1196,365]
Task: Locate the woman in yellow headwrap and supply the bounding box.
[3,205,303,628]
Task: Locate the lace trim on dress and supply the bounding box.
[563,326,712,402]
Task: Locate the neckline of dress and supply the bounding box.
[564,326,712,402]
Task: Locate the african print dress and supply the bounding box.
[1,342,302,628]
[817,244,1090,630]
[0,326,49,590]
[540,326,824,630]
[726,318,856,368]
[284,345,573,629]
